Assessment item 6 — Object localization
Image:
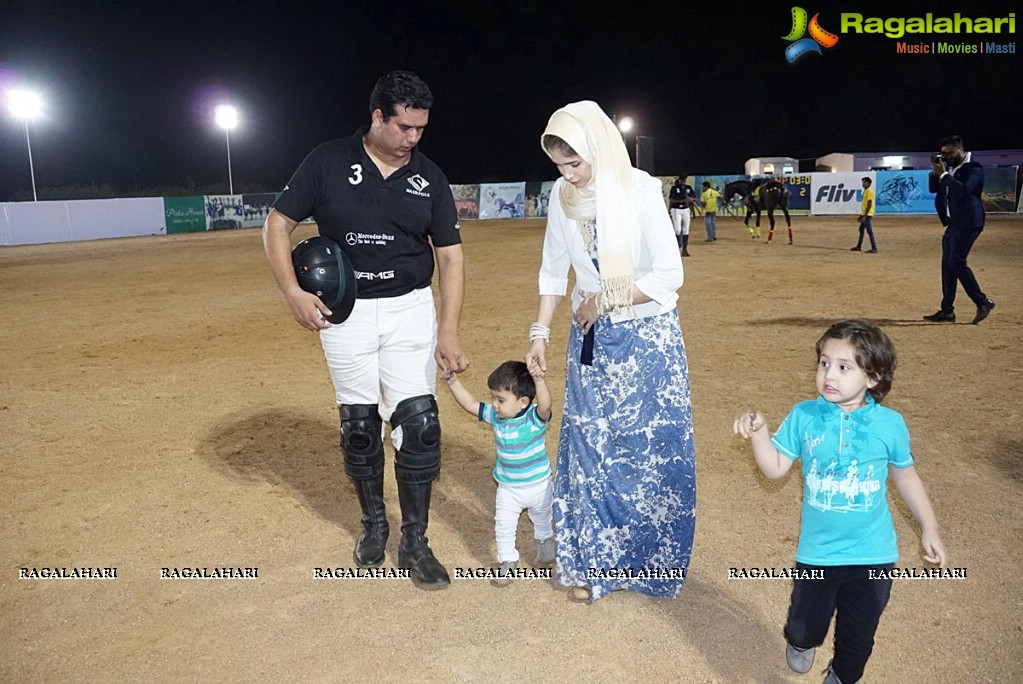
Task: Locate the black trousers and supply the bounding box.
[784,563,893,684]
[940,227,987,312]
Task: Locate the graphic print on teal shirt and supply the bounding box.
[771,395,915,565]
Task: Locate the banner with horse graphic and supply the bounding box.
[875,171,934,214]
[478,182,526,220]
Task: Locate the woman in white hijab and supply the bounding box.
[526,101,696,602]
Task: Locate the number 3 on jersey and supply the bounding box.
[348,164,363,185]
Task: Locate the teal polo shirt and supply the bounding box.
[772,395,914,566]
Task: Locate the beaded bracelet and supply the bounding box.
[528,322,551,343]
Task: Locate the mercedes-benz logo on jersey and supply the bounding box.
[408,174,430,192]
[346,232,358,245]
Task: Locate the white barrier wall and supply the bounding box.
[0,198,166,246]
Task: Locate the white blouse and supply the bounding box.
[538,169,684,322]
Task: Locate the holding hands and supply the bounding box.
[526,320,551,380]
[436,330,470,377]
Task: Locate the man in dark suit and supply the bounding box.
[923,135,995,324]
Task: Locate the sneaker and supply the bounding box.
[490,560,516,587]
[849,246,861,251]
[923,310,955,323]
[972,300,995,324]
[535,537,555,565]
[867,248,877,253]
[785,643,815,674]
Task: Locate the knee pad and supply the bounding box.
[339,404,384,480]
[391,395,441,484]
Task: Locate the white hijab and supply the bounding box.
[541,101,636,313]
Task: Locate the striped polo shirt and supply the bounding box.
[478,403,552,485]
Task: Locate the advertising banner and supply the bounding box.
[240,193,276,227]
[479,182,526,219]
[205,195,244,230]
[523,181,553,218]
[810,172,874,215]
[164,196,208,234]
[451,184,479,219]
[540,180,554,217]
[982,167,1017,213]
[875,171,934,214]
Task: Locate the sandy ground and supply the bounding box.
[1,214,1021,683]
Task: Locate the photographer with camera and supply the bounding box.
[923,135,995,325]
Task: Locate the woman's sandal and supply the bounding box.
[568,585,591,603]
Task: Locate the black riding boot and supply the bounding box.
[681,234,690,257]
[396,479,450,589]
[351,475,388,567]
[340,404,388,568]
[391,395,449,590]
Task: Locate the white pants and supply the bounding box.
[319,287,437,449]
[670,207,691,237]
[495,478,554,562]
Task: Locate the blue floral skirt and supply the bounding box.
[554,309,696,601]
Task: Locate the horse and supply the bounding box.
[745,178,793,244]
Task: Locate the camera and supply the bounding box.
[930,152,946,163]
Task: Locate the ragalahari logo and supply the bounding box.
[783,7,839,63]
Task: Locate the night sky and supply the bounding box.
[1,0,1020,200]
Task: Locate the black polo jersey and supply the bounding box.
[669,183,695,209]
[274,126,460,299]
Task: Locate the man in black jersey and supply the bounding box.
[263,71,469,590]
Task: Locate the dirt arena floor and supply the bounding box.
[1,214,1021,683]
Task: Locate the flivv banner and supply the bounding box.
[810,172,874,215]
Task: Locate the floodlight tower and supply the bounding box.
[7,89,43,202]
[215,104,239,194]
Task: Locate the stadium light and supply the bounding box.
[617,116,634,134]
[215,104,239,194]
[7,89,43,202]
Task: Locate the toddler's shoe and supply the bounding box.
[490,560,516,587]
[535,537,555,565]
[823,659,859,684]
[786,643,815,674]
